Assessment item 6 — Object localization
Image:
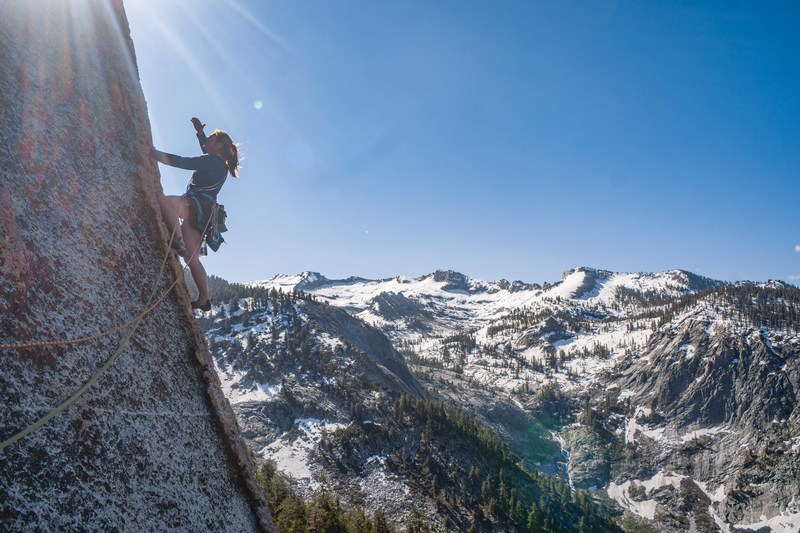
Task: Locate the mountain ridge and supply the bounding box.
[253,266,726,299]
[206,268,799,531]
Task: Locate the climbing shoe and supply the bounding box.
[192,300,212,312]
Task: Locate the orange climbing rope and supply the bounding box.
[0,215,213,452]
[0,217,211,351]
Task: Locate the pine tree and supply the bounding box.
[371,510,392,533]
[405,508,430,533]
[274,494,307,532]
[527,504,544,531]
[345,506,371,533]
[307,491,347,532]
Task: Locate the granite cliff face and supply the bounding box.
[0,1,272,530]
[606,300,800,531]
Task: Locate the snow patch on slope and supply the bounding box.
[360,455,411,512]
[260,418,349,489]
[736,512,800,533]
[214,360,281,405]
[606,470,687,520]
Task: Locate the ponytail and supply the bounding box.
[212,129,240,178]
[225,142,239,178]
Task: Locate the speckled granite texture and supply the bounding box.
[0,1,273,530]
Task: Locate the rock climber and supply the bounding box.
[149,117,239,312]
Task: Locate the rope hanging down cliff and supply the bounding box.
[0,214,210,351]
[0,216,210,452]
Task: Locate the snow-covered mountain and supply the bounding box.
[251,268,724,397]
[199,279,620,531]
[253,267,717,339]
[205,267,799,532]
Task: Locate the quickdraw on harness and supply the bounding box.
[204,202,227,254]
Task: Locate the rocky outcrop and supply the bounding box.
[496,278,541,293]
[430,269,473,293]
[303,300,425,399]
[668,270,722,293]
[619,317,797,432]
[562,425,610,489]
[292,271,332,292]
[0,1,272,530]
[369,291,431,325]
[610,308,799,530]
[515,316,572,349]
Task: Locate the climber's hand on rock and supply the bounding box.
[135,144,154,162]
[191,117,205,133]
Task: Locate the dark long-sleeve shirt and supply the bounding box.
[152,132,227,199]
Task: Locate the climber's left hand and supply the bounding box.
[191,117,205,133]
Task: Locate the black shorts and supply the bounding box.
[184,193,214,233]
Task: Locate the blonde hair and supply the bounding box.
[211,129,240,178]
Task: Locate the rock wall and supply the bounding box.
[0,1,273,530]
[611,312,799,529]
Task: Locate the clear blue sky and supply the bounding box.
[126,1,800,286]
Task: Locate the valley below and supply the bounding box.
[201,267,800,532]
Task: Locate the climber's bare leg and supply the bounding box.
[158,195,190,246]
[181,222,208,305]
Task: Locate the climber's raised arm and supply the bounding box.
[191,117,207,153]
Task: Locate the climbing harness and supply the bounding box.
[0,216,211,452]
